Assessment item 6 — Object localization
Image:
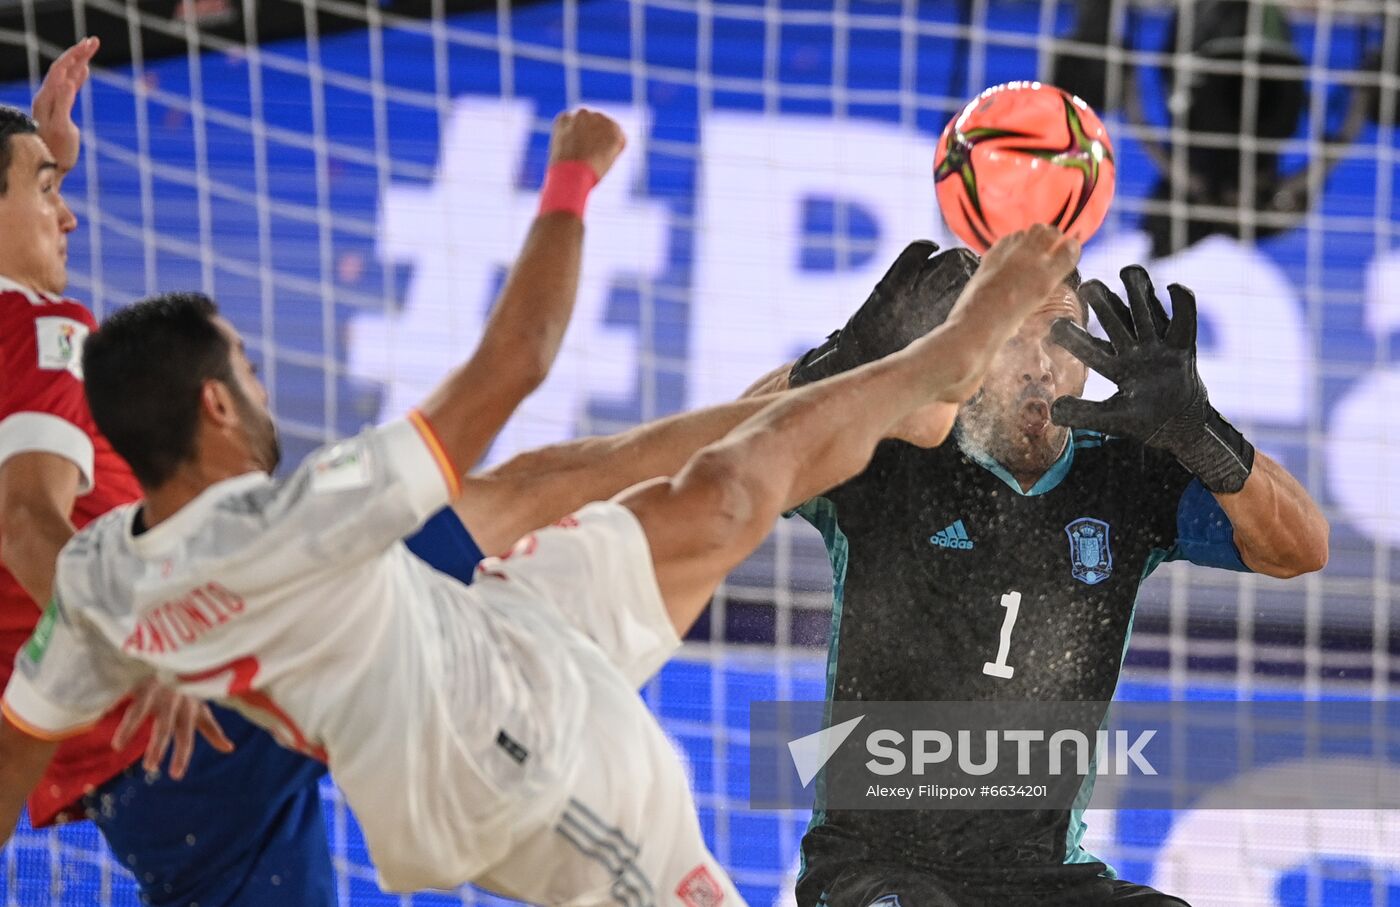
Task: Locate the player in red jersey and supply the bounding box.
[0,38,170,830]
[0,42,351,906]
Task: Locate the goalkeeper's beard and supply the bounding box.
[954,387,1070,485]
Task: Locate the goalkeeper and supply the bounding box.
[743,244,1329,906]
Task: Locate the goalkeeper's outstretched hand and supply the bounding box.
[789,240,980,387]
[1048,266,1255,494]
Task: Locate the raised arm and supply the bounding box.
[0,36,101,606]
[32,37,99,183]
[418,108,626,477]
[743,241,982,445]
[1050,267,1328,578]
[1211,452,1328,577]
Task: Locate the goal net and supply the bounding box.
[1,0,1395,904]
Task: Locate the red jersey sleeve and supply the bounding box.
[0,288,148,828]
[0,293,97,492]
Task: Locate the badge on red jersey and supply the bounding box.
[34,316,89,379]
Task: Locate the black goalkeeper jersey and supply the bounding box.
[794,429,1249,900]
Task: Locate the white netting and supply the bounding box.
[1,0,1397,904]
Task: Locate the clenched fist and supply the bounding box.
[548,108,627,182]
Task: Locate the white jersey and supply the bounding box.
[2,416,587,891]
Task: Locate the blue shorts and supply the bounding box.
[88,706,334,907]
[85,507,483,906]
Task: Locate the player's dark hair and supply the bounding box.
[0,105,39,196]
[83,292,238,488]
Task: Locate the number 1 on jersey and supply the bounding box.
[982,591,1021,679]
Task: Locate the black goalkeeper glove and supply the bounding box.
[789,240,980,387]
[1048,266,1255,494]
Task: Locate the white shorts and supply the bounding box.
[479,500,681,688]
[478,639,746,907]
[471,503,747,907]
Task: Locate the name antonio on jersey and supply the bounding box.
[122,583,248,655]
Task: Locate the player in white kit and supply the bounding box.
[0,104,1082,900]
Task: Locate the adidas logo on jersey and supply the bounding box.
[930,520,974,550]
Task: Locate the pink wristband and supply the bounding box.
[538,160,600,218]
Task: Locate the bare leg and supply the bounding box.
[621,225,1083,634]
[620,337,963,635]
